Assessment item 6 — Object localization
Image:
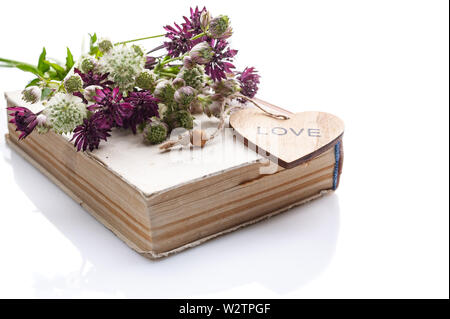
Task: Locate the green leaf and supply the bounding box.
[65,47,74,71]
[41,87,53,100]
[26,78,41,87]
[89,33,99,56]
[89,33,97,46]
[0,57,41,76]
[37,47,50,73]
[42,60,66,80]
[43,59,65,72]
[13,63,41,76]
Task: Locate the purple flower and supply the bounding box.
[204,39,238,81]
[71,116,111,152]
[123,91,159,134]
[74,68,112,88]
[237,67,260,99]
[163,6,207,57]
[7,106,39,139]
[145,56,157,70]
[88,87,134,128]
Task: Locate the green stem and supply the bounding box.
[160,56,183,66]
[115,34,165,45]
[190,32,207,41]
[157,72,177,78]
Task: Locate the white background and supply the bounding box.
[0,0,448,298]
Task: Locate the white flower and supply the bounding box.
[98,45,145,91]
[44,93,87,134]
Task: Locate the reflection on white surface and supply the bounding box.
[6,149,340,298]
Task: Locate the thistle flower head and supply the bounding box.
[143,120,169,144]
[98,39,113,53]
[44,93,87,134]
[237,67,260,99]
[172,77,186,89]
[205,96,224,118]
[164,110,193,130]
[123,91,159,134]
[176,110,194,129]
[154,80,175,107]
[212,78,240,97]
[189,41,214,64]
[98,45,146,92]
[7,106,39,139]
[174,86,196,106]
[89,87,134,128]
[21,86,41,104]
[135,70,156,91]
[80,58,95,73]
[209,15,232,39]
[64,74,83,94]
[71,116,111,152]
[183,56,195,69]
[177,65,205,90]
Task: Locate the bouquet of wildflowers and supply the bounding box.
[1,7,261,151]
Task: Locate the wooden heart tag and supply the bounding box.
[229,108,345,168]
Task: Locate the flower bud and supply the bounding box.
[174,86,196,106]
[36,114,47,125]
[213,78,240,97]
[80,58,95,73]
[189,99,203,114]
[190,129,209,148]
[98,39,113,53]
[143,120,169,144]
[209,15,232,39]
[164,110,194,130]
[154,80,175,104]
[83,85,103,102]
[158,103,168,117]
[131,44,144,56]
[64,74,83,94]
[189,42,214,64]
[183,56,195,69]
[208,99,224,118]
[145,56,157,69]
[135,70,156,91]
[172,77,186,89]
[21,86,41,104]
[35,114,51,134]
[200,11,211,31]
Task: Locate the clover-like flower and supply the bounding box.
[98,45,146,92]
[44,93,87,134]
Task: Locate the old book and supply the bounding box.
[4,91,344,259]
